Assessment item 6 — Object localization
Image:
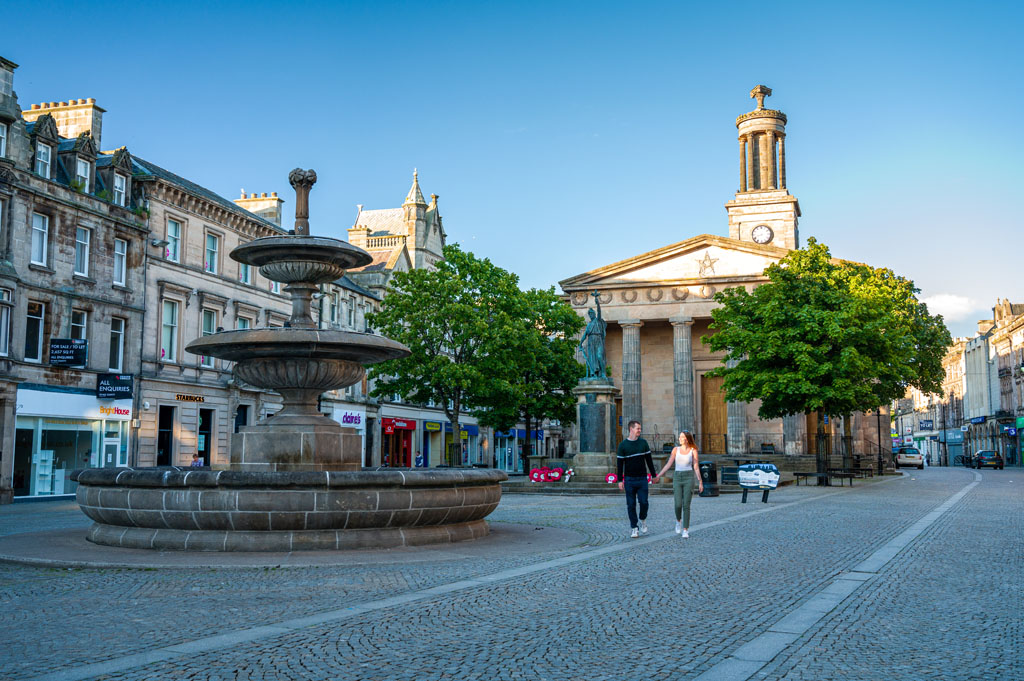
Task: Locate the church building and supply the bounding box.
[559,86,888,458]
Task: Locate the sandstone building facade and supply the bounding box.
[560,86,888,458]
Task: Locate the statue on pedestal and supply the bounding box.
[579,290,607,379]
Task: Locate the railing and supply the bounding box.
[365,235,406,249]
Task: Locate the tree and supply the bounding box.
[367,244,524,465]
[703,238,951,476]
[475,287,585,471]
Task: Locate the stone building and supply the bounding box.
[559,85,888,459]
[0,57,147,501]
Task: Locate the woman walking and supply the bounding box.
[655,431,703,538]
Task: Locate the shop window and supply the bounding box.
[166,219,181,262]
[157,405,175,466]
[25,301,45,362]
[113,238,127,286]
[31,213,48,266]
[200,309,216,367]
[160,300,178,362]
[0,288,9,356]
[204,233,219,274]
[112,173,126,207]
[198,408,214,465]
[108,317,125,371]
[35,142,51,178]
[74,227,91,276]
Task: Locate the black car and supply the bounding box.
[973,450,1004,470]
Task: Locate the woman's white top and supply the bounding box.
[674,447,695,471]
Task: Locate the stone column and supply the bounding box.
[782,413,800,456]
[620,320,644,429]
[746,134,757,190]
[739,138,747,192]
[766,130,776,189]
[759,133,771,190]
[671,316,696,436]
[779,135,787,189]
[725,358,748,455]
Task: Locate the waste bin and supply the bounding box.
[699,461,719,497]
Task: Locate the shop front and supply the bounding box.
[382,417,415,467]
[494,429,544,472]
[443,422,480,466]
[12,385,132,498]
[331,406,367,460]
[942,428,964,465]
[423,420,443,467]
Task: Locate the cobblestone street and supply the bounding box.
[0,468,1019,681]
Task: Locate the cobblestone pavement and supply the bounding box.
[0,468,1019,681]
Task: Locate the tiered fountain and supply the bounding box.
[72,170,506,551]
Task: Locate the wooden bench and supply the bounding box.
[793,471,854,487]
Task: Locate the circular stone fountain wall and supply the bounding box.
[74,467,504,551]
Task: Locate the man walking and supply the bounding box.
[617,420,657,538]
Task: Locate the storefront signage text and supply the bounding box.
[99,405,131,416]
[424,421,442,432]
[49,339,88,366]
[176,394,206,402]
[340,412,362,426]
[98,373,133,399]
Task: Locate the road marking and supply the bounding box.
[692,471,981,681]
[25,479,902,681]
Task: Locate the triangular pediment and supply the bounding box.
[110,146,132,171]
[559,234,791,290]
[73,132,98,158]
[31,114,60,143]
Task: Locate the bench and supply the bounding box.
[793,471,854,487]
[760,443,776,456]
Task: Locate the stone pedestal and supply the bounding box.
[572,379,620,481]
[231,420,363,472]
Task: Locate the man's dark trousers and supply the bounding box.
[624,476,649,529]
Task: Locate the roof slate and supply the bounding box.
[354,208,405,235]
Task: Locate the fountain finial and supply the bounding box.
[288,168,317,235]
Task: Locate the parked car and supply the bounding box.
[973,450,1004,470]
[895,446,925,469]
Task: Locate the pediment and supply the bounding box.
[559,234,790,290]
[110,146,133,171]
[73,132,98,158]
[31,114,60,143]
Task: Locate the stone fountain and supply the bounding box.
[72,170,506,551]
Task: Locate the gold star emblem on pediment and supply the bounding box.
[697,252,718,277]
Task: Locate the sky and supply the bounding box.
[4,1,1020,339]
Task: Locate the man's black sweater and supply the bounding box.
[616,437,656,480]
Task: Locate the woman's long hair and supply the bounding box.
[677,430,697,450]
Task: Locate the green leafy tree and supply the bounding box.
[367,244,527,465]
[475,287,585,470]
[704,238,950,474]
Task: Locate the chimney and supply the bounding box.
[233,190,285,226]
[21,98,105,148]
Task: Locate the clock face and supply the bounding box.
[751,225,774,244]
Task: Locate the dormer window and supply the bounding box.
[112,173,126,206]
[75,158,91,192]
[35,143,52,178]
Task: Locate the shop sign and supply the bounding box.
[17,387,133,422]
[960,425,969,432]
[919,419,933,429]
[970,416,986,424]
[443,422,479,436]
[1016,417,1024,428]
[382,418,415,431]
[175,394,205,402]
[333,409,365,430]
[97,374,133,399]
[49,339,88,366]
[1008,427,1017,436]
[424,421,442,432]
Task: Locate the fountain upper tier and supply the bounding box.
[232,236,371,285]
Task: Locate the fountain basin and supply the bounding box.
[72,467,507,551]
[185,328,409,364]
[232,236,372,284]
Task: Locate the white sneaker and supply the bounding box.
[675,521,682,534]
[639,520,649,535]
[630,527,639,538]
[681,529,689,539]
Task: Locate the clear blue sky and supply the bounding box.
[5,1,1020,338]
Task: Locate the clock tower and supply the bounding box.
[725,85,801,249]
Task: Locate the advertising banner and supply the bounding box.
[49,339,88,366]
[97,374,133,399]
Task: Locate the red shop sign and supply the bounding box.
[382,418,415,431]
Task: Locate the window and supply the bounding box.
[25,301,45,362]
[205,233,219,274]
[0,288,10,356]
[109,317,125,371]
[74,227,91,276]
[329,295,337,325]
[236,317,251,330]
[347,299,355,327]
[161,300,178,362]
[31,213,48,265]
[112,173,126,206]
[166,219,181,262]
[239,261,251,285]
[70,309,88,340]
[270,280,280,294]
[75,158,90,191]
[113,238,127,286]
[0,123,7,158]
[34,143,51,178]
[200,309,216,367]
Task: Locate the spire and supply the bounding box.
[403,168,426,206]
